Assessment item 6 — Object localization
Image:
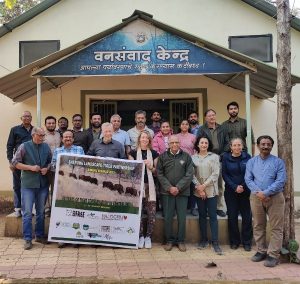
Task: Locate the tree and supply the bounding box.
[0,0,42,24]
[276,0,295,246]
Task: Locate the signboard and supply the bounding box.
[48,154,144,249]
[37,19,247,76]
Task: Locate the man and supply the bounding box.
[148,111,161,135]
[11,127,52,250]
[156,135,193,252]
[245,135,286,267]
[188,111,201,136]
[57,117,69,137]
[87,122,126,159]
[6,111,34,217]
[127,110,154,150]
[72,114,93,154]
[87,113,102,141]
[222,101,255,154]
[197,109,229,217]
[110,114,131,157]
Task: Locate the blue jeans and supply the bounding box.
[13,169,21,209]
[196,196,218,243]
[21,187,48,241]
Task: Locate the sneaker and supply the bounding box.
[216,210,226,217]
[35,237,49,244]
[198,241,209,249]
[14,209,22,218]
[24,240,32,250]
[138,236,145,249]
[164,242,173,251]
[264,255,279,267]
[244,244,252,252]
[144,237,152,249]
[58,242,66,248]
[212,242,223,255]
[251,252,267,262]
[178,243,186,252]
[191,208,198,216]
[230,244,239,250]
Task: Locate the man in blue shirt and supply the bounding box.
[245,135,286,267]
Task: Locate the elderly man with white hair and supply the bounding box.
[87,122,126,159]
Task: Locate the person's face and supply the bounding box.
[198,138,209,152]
[72,116,82,129]
[205,111,216,124]
[188,113,198,125]
[230,139,243,155]
[32,129,45,144]
[151,112,161,122]
[102,126,113,140]
[90,115,101,128]
[58,118,68,130]
[228,105,239,118]
[168,136,180,153]
[45,119,56,132]
[139,132,150,148]
[180,120,189,132]
[62,131,74,147]
[21,111,32,125]
[111,116,121,130]
[135,114,146,127]
[161,122,171,135]
[258,138,273,156]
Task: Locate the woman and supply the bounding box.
[222,138,252,251]
[192,135,222,254]
[152,121,173,154]
[129,130,158,249]
[176,120,197,215]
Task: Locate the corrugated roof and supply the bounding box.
[0,10,299,102]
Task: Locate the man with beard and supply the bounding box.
[188,111,201,136]
[148,111,162,135]
[127,110,154,150]
[7,111,34,217]
[222,102,255,154]
[245,135,286,267]
[87,113,102,141]
[72,114,93,154]
[57,117,68,137]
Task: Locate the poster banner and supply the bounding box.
[48,154,144,249]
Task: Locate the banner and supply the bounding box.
[48,154,144,249]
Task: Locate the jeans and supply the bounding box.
[21,187,49,241]
[196,196,218,243]
[188,183,197,210]
[13,169,21,209]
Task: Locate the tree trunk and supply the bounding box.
[276,0,295,246]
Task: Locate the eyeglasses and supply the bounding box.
[35,134,45,137]
[169,142,179,144]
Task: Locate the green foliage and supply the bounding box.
[0,0,42,23]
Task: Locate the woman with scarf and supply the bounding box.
[129,130,159,249]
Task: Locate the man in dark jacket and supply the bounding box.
[157,135,193,252]
[197,109,229,217]
[6,111,33,217]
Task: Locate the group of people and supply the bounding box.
[6,101,287,268]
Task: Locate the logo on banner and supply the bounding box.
[72,223,80,229]
[127,227,135,234]
[88,232,101,238]
[101,226,110,233]
[112,226,125,234]
[83,224,89,230]
[56,221,71,228]
[66,209,85,218]
[76,231,83,238]
[101,213,127,221]
[87,212,99,219]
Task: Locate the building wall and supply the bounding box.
[0,0,299,207]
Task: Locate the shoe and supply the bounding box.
[45,208,51,217]
[14,210,22,217]
[212,242,223,255]
[138,236,145,249]
[198,241,209,249]
[35,237,49,244]
[264,255,279,267]
[24,240,32,250]
[230,244,239,250]
[58,242,66,248]
[191,208,198,216]
[144,237,152,249]
[244,244,252,252]
[216,210,226,217]
[164,243,173,251]
[251,252,267,262]
[178,243,186,252]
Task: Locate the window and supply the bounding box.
[228,34,273,62]
[19,40,60,67]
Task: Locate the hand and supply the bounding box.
[236,185,244,193]
[31,165,41,172]
[199,190,206,200]
[144,160,153,170]
[169,186,179,196]
[196,184,206,192]
[40,167,48,175]
[9,163,15,172]
[256,191,269,202]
